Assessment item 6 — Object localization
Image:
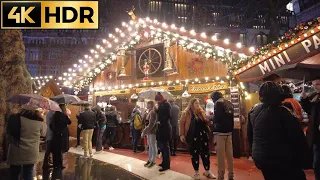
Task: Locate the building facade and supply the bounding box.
[288,0,320,25]
[23,0,139,77]
[139,0,291,47]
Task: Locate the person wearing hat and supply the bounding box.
[248,81,309,180]
[7,105,47,180]
[154,92,172,172]
[210,91,234,180]
[301,78,320,180]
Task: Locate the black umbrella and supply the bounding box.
[50,94,81,104]
[273,63,320,81]
[71,100,90,106]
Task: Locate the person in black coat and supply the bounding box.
[105,105,119,150]
[51,104,71,169]
[301,78,320,180]
[155,92,171,172]
[78,104,96,157]
[247,81,309,180]
[92,105,107,153]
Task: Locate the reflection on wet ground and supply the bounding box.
[0,153,143,180]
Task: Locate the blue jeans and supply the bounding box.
[131,128,141,151]
[314,144,320,180]
[158,141,170,168]
[10,164,34,180]
[147,134,157,163]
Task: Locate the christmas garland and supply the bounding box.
[241,17,320,68]
[188,57,204,73]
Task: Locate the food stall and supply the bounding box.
[73,11,256,156]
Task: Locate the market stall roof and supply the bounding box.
[64,14,257,90]
[234,18,320,82]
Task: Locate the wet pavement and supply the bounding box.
[0,153,143,180]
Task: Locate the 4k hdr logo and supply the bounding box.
[1,1,99,29]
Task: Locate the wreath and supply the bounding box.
[188,57,204,73]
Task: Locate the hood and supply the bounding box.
[105,110,117,116]
[92,105,102,113]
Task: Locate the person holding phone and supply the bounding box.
[179,98,216,179]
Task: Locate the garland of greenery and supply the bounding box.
[238,17,320,69]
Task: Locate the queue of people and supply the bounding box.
[5,78,319,180]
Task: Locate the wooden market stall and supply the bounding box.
[74,12,256,156]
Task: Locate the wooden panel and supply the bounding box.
[67,105,81,138]
[135,85,183,93]
[94,89,130,96]
[168,46,228,81]
[188,82,228,94]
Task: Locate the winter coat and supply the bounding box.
[7,115,46,165]
[156,100,172,141]
[211,98,234,135]
[51,111,71,152]
[106,110,119,128]
[78,108,96,130]
[170,104,180,127]
[142,109,157,136]
[179,109,211,138]
[45,111,54,141]
[247,103,310,170]
[301,92,320,146]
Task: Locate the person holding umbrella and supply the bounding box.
[154,92,172,172]
[7,105,47,180]
[50,104,71,169]
[301,78,320,180]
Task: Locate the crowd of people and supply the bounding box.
[4,78,320,180]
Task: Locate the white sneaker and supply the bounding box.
[110,147,114,150]
[193,173,200,180]
[203,171,216,179]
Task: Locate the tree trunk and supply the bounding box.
[0,30,32,161]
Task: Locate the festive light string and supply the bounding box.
[234,18,320,75]
[32,17,256,98]
[91,76,232,91]
[74,17,251,90]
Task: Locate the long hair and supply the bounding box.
[147,101,155,109]
[184,98,207,121]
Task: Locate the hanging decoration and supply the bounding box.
[188,57,204,73]
[142,59,151,81]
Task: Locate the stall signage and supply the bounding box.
[135,85,183,93]
[188,82,228,94]
[237,31,320,81]
[94,89,130,96]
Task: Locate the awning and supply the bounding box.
[235,31,320,82]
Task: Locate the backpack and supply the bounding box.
[133,114,143,130]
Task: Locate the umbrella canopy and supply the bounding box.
[50,94,81,104]
[273,63,320,81]
[71,100,90,106]
[7,94,61,111]
[138,88,173,100]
